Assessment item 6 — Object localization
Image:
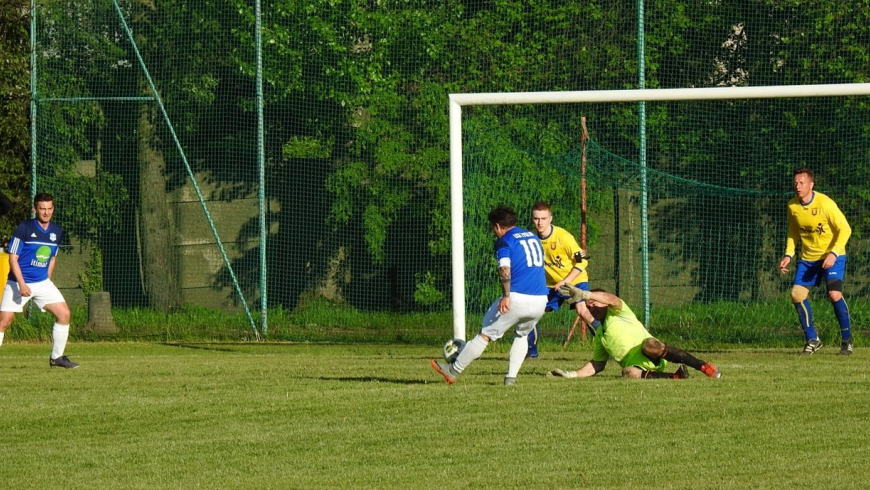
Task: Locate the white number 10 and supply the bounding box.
[519,239,544,267]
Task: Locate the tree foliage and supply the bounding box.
[0,0,32,236]
[15,0,870,311]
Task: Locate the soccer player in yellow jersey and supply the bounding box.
[527,201,598,357]
[778,167,853,356]
[0,191,11,300]
[548,287,721,379]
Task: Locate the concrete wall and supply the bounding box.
[50,171,269,312]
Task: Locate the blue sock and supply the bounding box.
[831,298,852,342]
[794,300,818,341]
[527,324,539,356]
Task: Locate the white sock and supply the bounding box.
[453,335,488,373]
[0,331,4,348]
[51,323,70,360]
[506,334,529,378]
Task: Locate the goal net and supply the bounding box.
[455,84,870,346]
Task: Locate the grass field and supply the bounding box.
[1,341,867,489]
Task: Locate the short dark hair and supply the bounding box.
[532,201,552,213]
[488,204,518,228]
[793,167,814,182]
[33,192,55,207]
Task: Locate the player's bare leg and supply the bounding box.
[0,311,14,348]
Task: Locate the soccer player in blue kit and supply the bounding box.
[0,193,79,368]
[432,205,548,385]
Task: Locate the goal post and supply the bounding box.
[449,82,870,341]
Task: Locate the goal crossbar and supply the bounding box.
[448,82,870,339]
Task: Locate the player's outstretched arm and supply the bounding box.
[550,360,606,379]
[559,285,622,309]
[577,360,606,377]
[559,284,590,301]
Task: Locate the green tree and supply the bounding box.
[31,0,137,301]
[642,1,870,301]
[0,0,32,235]
[232,0,644,311]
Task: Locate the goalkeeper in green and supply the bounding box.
[548,286,721,379]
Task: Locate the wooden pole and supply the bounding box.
[564,117,590,347]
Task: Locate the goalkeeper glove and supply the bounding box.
[559,284,591,302]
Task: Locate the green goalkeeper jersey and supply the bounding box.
[591,301,652,367]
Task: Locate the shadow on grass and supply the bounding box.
[312,376,430,385]
[161,343,240,353]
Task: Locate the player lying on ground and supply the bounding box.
[549,286,721,380]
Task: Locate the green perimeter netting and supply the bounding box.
[462,97,870,345]
[16,0,870,343]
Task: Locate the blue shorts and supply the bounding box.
[794,255,847,288]
[545,281,589,312]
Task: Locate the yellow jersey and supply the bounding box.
[0,250,8,301]
[538,225,588,287]
[785,191,851,261]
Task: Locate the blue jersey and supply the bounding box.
[7,219,63,283]
[494,227,548,296]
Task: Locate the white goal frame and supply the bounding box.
[449,82,870,340]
